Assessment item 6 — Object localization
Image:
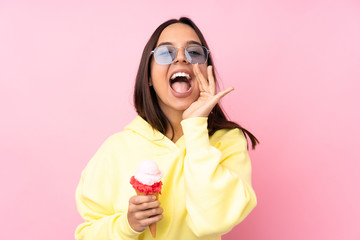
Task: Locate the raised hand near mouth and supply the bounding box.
[182,64,234,120]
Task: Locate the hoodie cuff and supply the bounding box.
[181,117,211,152]
[116,214,142,239]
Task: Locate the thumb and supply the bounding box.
[214,87,234,101]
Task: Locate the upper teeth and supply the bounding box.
[171,72,191,80]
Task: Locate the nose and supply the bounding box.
[174,47,189,64]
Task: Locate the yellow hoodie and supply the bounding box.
[75,116,257,240]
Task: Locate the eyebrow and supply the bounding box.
[157,40,202,47]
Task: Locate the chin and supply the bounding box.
[158,92,199,114]
[172,102,193,112]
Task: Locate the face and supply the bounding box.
[150,23,208,117]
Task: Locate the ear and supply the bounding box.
[148,77,153,86]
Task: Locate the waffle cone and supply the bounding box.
[135,190,159,238]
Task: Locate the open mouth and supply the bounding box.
[169,72,192,94]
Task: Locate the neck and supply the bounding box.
[162,109,184,143]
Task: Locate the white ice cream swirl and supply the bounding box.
[134,159,163,186]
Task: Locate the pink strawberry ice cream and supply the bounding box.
[130,160,163,195]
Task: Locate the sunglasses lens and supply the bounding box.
[186,46,208,64]
[154,46,176,64]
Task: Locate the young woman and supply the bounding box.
[75,17,258,240]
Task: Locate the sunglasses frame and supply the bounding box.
[151,45,210,65]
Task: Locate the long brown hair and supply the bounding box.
[134,17,259,149]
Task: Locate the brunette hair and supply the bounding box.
[134,17,259,149]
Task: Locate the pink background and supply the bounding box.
[1,0,359,239]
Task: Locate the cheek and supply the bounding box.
[200,65,208,79]
[150,63,168,83]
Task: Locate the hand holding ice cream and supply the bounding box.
[128,160,163,237]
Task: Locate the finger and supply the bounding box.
[133,206,163,219]
[130,200,161,214]
[142,207,163,218]
[130,195,156,205]
[207,65,216,95]
[136,200,161,211]
[140,214,163,226]
[193,64,208,91]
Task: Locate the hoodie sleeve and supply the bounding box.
[181,117,257,237]
[75,137,141,240]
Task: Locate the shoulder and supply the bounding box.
[100,116,149,148]
[95,127,143,155]
[82,129,137,174]
[210,128,248,151]
[210,128,251,176]
[103,130,131,145]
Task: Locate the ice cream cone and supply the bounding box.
[136,190,159,238]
